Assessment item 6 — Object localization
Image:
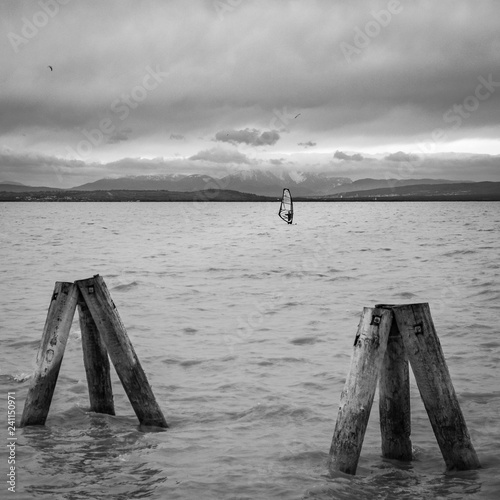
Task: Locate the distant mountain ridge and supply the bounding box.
[0,170,486,198]
[70,171,351,197]
[316,181,500,200]
[326,177,468,194]
[67,171,471,197]
[0,189,273,202]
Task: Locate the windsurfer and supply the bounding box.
[278,188,293,224]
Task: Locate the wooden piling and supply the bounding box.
[20,282,78,426]
[78,292,115,415]
[75,275,168,428]
[378,316,412,460]
[392,303,480,470]
[328,307,393,475]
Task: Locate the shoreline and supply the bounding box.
[1,192,499,202]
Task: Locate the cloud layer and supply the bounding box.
[215,129,280,146]
[2,147,499,188]
[1,0,500,185]
[334,151,365,162]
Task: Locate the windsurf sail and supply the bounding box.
[278,188,293,224]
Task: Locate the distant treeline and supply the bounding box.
[0,189,275,202]
[296,195,500,202]
[1,185,499,202]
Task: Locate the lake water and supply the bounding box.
[0,201,499,499]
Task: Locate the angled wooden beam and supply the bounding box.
[377,312,412,460]
[75,275,167,428]
[328,307,392,475]
[392,303,480,471]
[78,291,115,415]
[21,282,79,426]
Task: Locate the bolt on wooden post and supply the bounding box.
[328,303,480,475]
[328,307,393,475]
[392,303,480,471]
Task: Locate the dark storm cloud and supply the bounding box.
[2,148,500,188]
[382,153,500,181]
[215,129,280,147]
[0,148,93,186]
[0,148,253,186]
[189,147,251,164]
[107,128,133,144]
[270,158,287,166]
[1,0,500,186]
[3,1,500,141]
[170,133,185,141]
[334,150,364,161]
[384,151,420,162]
[0,149,87,175]
[325,152,500,181]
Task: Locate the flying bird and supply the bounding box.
[48,66,53,71]
[294,113,301,119]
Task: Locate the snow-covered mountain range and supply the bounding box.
[68,170,464,197]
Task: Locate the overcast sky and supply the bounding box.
[1,0,500,187]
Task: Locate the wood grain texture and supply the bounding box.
[328,307,392,475]
[75,275,167,428]
[378,317,412,460]
[393,303,480,470]
[78,292,115,415]
[21,282,78,426]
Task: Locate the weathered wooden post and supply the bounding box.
[20,282,79,426]
[329,302,480,476]
[75,275,168,428]
[328,307,393,475]
[392,303,480,471]
[78,292,115,415]
[378,312,412,461]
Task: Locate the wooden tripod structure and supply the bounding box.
[20,275,167,428]
[328,303,480,475]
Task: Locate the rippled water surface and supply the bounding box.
[1,201,499,499]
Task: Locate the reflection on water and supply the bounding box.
[1,202,499,499]
[307,467,484,500]
[21,410,168,499]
